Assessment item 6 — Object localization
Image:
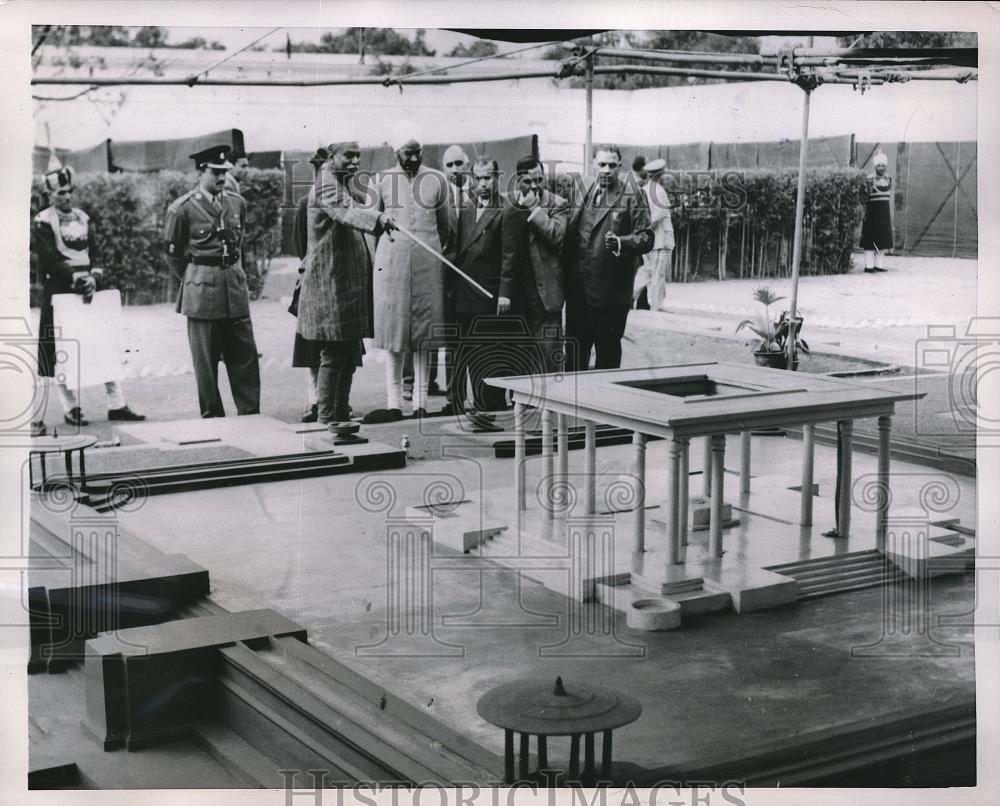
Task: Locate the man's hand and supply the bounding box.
[379,213,398,232]
[497,296,511,315]
[604,231,621,256]
[517,189,538,209]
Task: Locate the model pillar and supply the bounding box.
[632,432,647,554]
[514,402,527,511]
[739,431,751,495]
[836,419,854,537]
[541,409,555,518]
[584,420,597,515]
[709,433,727,559]
[557,412,570,484]
[876,415,892,551]
[665,438,683,564]
[800,424,815,526]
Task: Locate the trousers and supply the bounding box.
[565,291,630,372]
[186,316,261,418]
[317,341,359,423]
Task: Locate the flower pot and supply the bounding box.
[753,350,788,370]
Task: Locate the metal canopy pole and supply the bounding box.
[786,37,815,372]
[584,52,594,178]
[786,84,811,371]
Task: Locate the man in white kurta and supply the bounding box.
[364,136,452,422]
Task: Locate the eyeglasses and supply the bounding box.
[596,161,620,169]
[445,160,466,168]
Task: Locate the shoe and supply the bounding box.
[361,408,404,425]
[863,268,876,273]
[301,404,319,423]
[468,412,503,431]
[108,406,146,422]
[428,382,446,396]
[873,267,888,272]
[31,421,47,437]
[64,407,89,426]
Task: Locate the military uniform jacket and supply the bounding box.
[163,188,251,319]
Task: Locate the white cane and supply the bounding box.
[390,223,494,300]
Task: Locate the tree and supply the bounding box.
[447,40,500,59]
[132,26,168,49]
[172,36,227,51]
[545,30,762,89]
[283,28,436,56]
[836,31,977,49]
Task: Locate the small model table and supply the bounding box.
[29,434,97,491]
[477,676,642,784]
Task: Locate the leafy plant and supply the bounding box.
[736,287,785,352]
[736,286,809,356]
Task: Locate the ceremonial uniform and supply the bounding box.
[860,173,893,251]
[163,145,260,418]
[31,166,143,430]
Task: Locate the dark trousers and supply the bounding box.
[565,291,630,372]
[317,341,358,424]
[518,282,564,375]
[186,316,261,418]
[451,314,513,412]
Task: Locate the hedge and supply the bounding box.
[550,167,869,280]
[29,168,285,306]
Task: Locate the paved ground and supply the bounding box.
[31,253,980,464]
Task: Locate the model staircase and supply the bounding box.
[173,601,502,786]
[767,550,907,600]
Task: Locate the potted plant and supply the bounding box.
[736,287,809,370]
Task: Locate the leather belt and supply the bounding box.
[192,256,225,267]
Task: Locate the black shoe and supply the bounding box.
[301,404,319,423]
[31,421,47,437]
[428,382,446,396]
[361,408,404,425]
[108,406,146,422]
[863,268,876,273]
[873,267,888,272]
[64,407,89,427]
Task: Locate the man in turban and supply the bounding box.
[363,127,452,423]
[31,165,145,434]
[860,150,894,273]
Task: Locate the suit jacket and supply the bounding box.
[454,193,505,316]
[501,188,569,314]
[563,177,654,310]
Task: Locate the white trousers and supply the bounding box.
[634,248,674,310]
[863,249,884,269]
[54,379,126,413]
[386,350,428,411]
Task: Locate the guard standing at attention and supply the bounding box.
[163,145,261,418]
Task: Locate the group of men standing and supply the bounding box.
[290,136,657,428]
[159,136,660,427]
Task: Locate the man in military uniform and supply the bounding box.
[163,145,261,418]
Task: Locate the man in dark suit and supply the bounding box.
[450,156,509,419]
[501,156,570,375]
[563,143,654,372]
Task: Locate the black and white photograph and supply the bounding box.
[1,2,998,803]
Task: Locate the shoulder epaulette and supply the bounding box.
[167,190,197,212]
